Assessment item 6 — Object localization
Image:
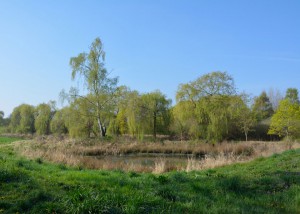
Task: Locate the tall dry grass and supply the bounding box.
[185,141,300,172]
[153,158,167,174]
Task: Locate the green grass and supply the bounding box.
[0,136,22,144]
[0,137,300,213]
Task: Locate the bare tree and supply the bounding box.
[267,88,283,111]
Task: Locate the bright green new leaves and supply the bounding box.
[107,89,171,140]
[141,91,171,139]
[268,99,300,139]
[69,37,118,137]
[176,71,236,103]
[231,95,257,141]
[34,103,52,135]
[50,109,67,135]
[10,104,35,134]
[171,101,198,140]
[64,96,98,138]
[174,71,239,142]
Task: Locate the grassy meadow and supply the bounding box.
[0,136,300,213]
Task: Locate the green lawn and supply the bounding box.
[0,137,299,213]
[0,136,23,145]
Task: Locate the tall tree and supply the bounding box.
[285,88,299,104]
[64,96,98,138]
[267,88,283,111]
[69,37,118,137]
[0,111,4,126]
[10,107,21,133]
[141,91,171,139]
[34,103,52,135]
[107,86,131,136]
[175,71,236,142]
[252,91,273,121]
[176,71,236,104]
[50,108,68,135]
[124,90,146,138]
[19,105,35,134]
[10,104,35,134]
[171,101,197,140]
[268,99,300,140]
[231,95,257,141]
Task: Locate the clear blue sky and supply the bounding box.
[1,0,300,117]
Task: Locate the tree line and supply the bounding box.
[1,38,300,142]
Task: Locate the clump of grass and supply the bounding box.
[153,158,167,174]
[186,152,244,171]
[186,157,199,172]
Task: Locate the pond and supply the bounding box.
[83,153,203,172]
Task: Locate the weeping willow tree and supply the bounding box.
[9,104,35,134]
[34,103,52,135]
[171,101,200,140]
[63,97,97,138]
[125,91,150,140]
[202,96,232,143]
[139,91,171,139]
[174,71,238,142]
[50,108,68,135]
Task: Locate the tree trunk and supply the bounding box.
[245,132,248,142]
[97,117,106,137]
[153,111,157,140]
[96,101,106,138]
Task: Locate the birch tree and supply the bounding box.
[69,37,118,137]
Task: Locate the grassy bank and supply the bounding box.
[1,137,300,213]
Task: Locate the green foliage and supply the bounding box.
[231,95,257,141]
[125,90,145,138]
[285,88,299,104]
[176,71,236,103]
[10,104,35,134]
[114,89,171,139]
[50,109,68,134]
[140,90,172,138]
[0,111,9,133]
[69,37,118,137]
[108,109,128,136]
[268,99,300,139]
[64,98,96,138]
[202,96,233,142]
[0,110,4,126]
[171,101,197,140]
[252,91,274,121]
[174,72,248,142]
[34,103,52,135]
[9,106,21,132]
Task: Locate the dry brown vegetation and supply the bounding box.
[14,136,300,173]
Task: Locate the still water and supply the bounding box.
[84,153,202,172]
